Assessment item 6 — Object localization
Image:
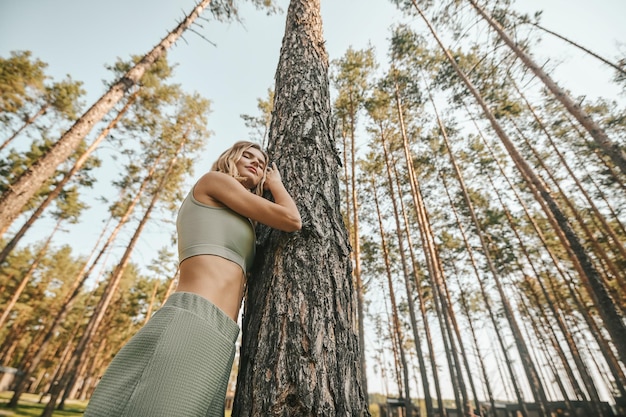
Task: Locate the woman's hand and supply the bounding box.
[199,167,301,232]
[263,162,283,191]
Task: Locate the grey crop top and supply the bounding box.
[176,187,255,274]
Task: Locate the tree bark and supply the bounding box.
[0,92,136,265]
[232,1,369,415]
[467,0,626,176]
[0,0,213,233]
[410,0,626,367]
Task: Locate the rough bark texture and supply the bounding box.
[232,1,369,416]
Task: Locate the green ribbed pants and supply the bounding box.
[83,292,240,417]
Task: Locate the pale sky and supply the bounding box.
[1,0,625,397]
[2,0,623,164]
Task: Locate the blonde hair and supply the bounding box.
[211,141,269,196]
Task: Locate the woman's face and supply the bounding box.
[236,147,267,189]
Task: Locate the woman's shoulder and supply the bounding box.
[196,171,246,196]
[197,171,236,186]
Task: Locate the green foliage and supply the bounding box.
[0,138,57,206]
[206,0,281,22]
[0,392,86,416]
[331,46,377,125]
[240,88,274,146]
[45,76,86,120]
[0,50,47,113]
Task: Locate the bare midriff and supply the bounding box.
[175,255,245,322]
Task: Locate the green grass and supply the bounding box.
[0,392,86,417]
[0,392,235,416]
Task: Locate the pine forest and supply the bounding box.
[0,0,625,416]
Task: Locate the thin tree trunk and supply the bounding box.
[438,172,529,417]
[0,0,213,232]
[7,152,159,408]
[473,117,626,398]
[162,267,179,302]
[380,131,423,416]
[383,120,436,417]
[349,110,368,398]
[0,103,49,152]
[371,176,413,416]
[510,80,626,265]
[511,118,626,289]
[492,176,602,412]
[448,263,498,417]
[76,338,107,401]
[428,84,549,415]
[521,19,626,76]
[465,0,626,175]
[143,280,160,325]
[411,0,626,366]
[0,92,136,263]
[0,218,61,328]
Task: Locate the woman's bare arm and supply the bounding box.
[195,166,301,232]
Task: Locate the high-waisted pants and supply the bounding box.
[83,291,240,417]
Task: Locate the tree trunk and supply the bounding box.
[371,176,413,416]
[511,118,626,290]
[0,92,136,264]
[232,1,369,415]
[411,0,626,367]
[0,218,61,328]
[0,0,213,232]
[383,119,436,417]
[466,0,626,176]
[0,103,49,152]
[349,111,368,399]
[473,120,626,397]
[510,81,626,270]
[521,19,626,76]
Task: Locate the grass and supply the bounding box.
[0,392,86,417]
[0,392,237,416]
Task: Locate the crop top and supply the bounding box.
[176,187,256,274]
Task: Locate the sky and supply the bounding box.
[1,0,625,398]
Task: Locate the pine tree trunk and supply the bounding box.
[0,103,48,152]
[466,0,626,176]
[349,114,368,398]
[0,219,60,328]
[0,93,135,264]
[475,122,626,397]
[380,132,417,415]
[411,0,626,367]
[232,1,369,415]
[0,0,213,233]
[371,179,413,416]
[523,20,626,76]
[384,119,436,417]
[511,118,626,288]
[510,82,626,269]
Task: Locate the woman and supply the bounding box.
[84,141,301,417]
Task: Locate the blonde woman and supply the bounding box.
[84,141,301,417]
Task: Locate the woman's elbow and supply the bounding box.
[280,212,301,232]
[286,215,302,232]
